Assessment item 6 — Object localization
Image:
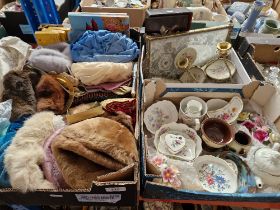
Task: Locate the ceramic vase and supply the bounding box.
[259,19,280,34]
[241,0,265,32]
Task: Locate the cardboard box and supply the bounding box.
[140,79,280,204]
[80,0,148,27]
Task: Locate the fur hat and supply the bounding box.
[51,117,138,189]
[4,111,65,192]
[36,74,66,114]
[29,47,72,73]
[1,68,41,121]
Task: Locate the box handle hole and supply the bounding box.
[274,47,280,53]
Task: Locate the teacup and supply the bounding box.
[179,96,207,130]
[201,118,234,149]
[229,129,252,155]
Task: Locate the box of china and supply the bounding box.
[139,78,280,202]
[143,25,252,95]
[0,49,143,208]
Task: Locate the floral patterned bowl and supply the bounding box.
[207,96,243,124]
[154,122,202,161]
[144,100,178,134]
[194,155,238,193]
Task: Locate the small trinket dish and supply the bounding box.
[154,122,202,161]
[194,155,238,193]
[144,100,178,134]
[207,96,243,124]
[205,59,236,81]
[179,66,206,83]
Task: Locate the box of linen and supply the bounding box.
[0,28,140,206]
[139,78,280,205]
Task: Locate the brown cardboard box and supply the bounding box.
[80,0,148,27]
[273,0,280,17]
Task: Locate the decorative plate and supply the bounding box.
[207,96,243,124]
[174,47,197,70]
[194,155,238,193]
[154,122,202,161]
[205,58,236,81]
[144,100,178,134]
[179,66,206,83]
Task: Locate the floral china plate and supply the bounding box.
[174,47,197,70]
[194,155,238,193]
[179,66,206,83]
[207,96,243,124]
[144,100,178,134]
[154,122,202,161]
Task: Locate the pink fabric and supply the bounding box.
[84,78,131,92]
[42,127,69,189]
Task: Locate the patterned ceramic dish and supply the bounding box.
[144,100,178,134]
[207,96,243,124]
[174,47,197,70]
[205,58,236,81]
[179,66,206,83]
[154,122,202,161]
[194,155,238,193]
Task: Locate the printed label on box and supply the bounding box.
[75,194,121,203]
[105,187,126,192]
[19,24,33,35]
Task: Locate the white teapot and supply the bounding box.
[247,143,280,186]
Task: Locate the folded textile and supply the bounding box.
[29,47,72,73]
[71,62,132,86]
[0,36,31,95]
[84,78,131,92]
[42,127,68,188]
[36,74,66,114]
[0,115,29,188]
[51,117,138,189]
[71,30,139,63]
[2,68,41,121]
[4,112,65,192]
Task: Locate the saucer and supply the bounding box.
[205,59,236,81]
[207,96,243,124]
[175,47,197,70]
[154,122,202,161]
[194,155,238,193]
[144,100,178,134]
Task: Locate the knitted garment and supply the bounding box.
[52,117,138,189]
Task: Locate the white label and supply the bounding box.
[105,187,126,192]
[75,194,121,203]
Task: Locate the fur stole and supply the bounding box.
[51,117,138,189]
[1,68,41,121]
[36,74,65,114]
[4,111,65,192]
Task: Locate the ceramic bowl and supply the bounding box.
[206,99,228,112]
[144,100,178,134]
[207,96,243,124]
[154,122,202,161]
[194,155,238,193]
[201,118,234,149]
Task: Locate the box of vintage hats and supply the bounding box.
[140,77,280,202]
[0,24,142,205]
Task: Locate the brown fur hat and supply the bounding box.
[36,74,65,114]
[51,117,138,189]
[2,68,41,121]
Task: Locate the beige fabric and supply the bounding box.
[71,62,132,86]
[52,117,138,189]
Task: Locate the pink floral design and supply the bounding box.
[242,120,256,132]
[162,167,176,183]
[253,129,269,143]
[151,155,166,168]
[206,174,214,185]
[221,113,230,121]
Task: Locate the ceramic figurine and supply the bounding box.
[246,144,280,186]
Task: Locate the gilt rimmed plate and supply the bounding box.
[144,100,178,134]
[205,59,236,81]
[154,122,202,161]
[179,66,206,83]
[194,155,238,193]
[207,96,243,124]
